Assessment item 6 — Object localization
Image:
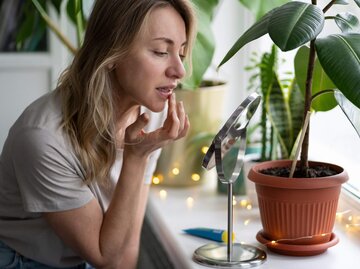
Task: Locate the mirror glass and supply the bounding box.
[202,93,261,183]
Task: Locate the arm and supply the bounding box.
[44,94,189,269]
[43,154,149,268]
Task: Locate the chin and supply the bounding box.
[146,103,166,113]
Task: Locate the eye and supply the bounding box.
[153,51,168,57]
[179,54,186,61]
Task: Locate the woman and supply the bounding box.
[0,0,196,268]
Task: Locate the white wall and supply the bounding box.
[0,54,51,147]
[0,5,73,151]
[210,0,256,119]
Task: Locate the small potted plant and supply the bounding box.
[218,0,360,256]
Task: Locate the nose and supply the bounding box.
[166,56,186,79]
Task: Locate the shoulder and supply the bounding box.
[5,91,79,178]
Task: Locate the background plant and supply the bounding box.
[246,45,304,161]
[219,0,360,176]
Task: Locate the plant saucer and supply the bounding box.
[256,230,339,256]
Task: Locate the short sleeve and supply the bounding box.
[11,128,93,212]
[140,107,168,185]
[144,148,162,185]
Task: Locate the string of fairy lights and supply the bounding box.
[152,146,210,185]
[152,182,360,245]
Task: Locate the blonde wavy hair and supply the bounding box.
[57,0,196,184]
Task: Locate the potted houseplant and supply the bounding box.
[218,0,360,255]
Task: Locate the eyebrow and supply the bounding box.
[152,37,187,47]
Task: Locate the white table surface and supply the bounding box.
[146,178,360,269]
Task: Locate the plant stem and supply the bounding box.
[290,111,311,178]
[31,0,77,54]
[270,126,275,159]
[299,0,318,176]
[260,101,267,161]
[299,40,316,175]
[323,0,337,13]
[75,0,85,46]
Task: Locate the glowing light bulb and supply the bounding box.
[186,197,194,208]
[201,146,209,154]
[172,168,180,175]
[240,199,248,207]
[232,196,237,206]
[152,176,160,185]
[159,189,167,200]
[191,173,200,181]
[336,212,343,220]
[246,204,252,210]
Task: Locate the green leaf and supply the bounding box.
[335,90,360,138]
[315,33,360,109]
[354,0,360,8]
[191,0,219,20]
[181,31,215,89]
[294,46,337,111]
[288,79,304,149]
[218,9,274,68]
[266,75,291,158]
[66,0,77,25]
[49,0,62,14]
[334,12,360,33]
[268,1,324,51]
[16,0,49,51]
[259,45,277,97]
[181,0,218,89]
[238,0,289,21]
[16,3,37,50]
[334,0,349,4]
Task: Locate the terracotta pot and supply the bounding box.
[248,160,348,255]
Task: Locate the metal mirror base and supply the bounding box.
[193,242,266,268]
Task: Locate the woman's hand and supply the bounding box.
[124,93,190,157]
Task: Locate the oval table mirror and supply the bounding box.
[193,92,266,268]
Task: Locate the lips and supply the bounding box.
[156,86,174,99]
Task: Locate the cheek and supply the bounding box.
[114,55,163,89]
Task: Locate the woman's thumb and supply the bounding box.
[125,113,149,141]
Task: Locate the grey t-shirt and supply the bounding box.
[0,90,164,267]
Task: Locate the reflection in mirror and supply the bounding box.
[202,93,261,184]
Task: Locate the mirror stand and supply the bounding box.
[193,93,266,268]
